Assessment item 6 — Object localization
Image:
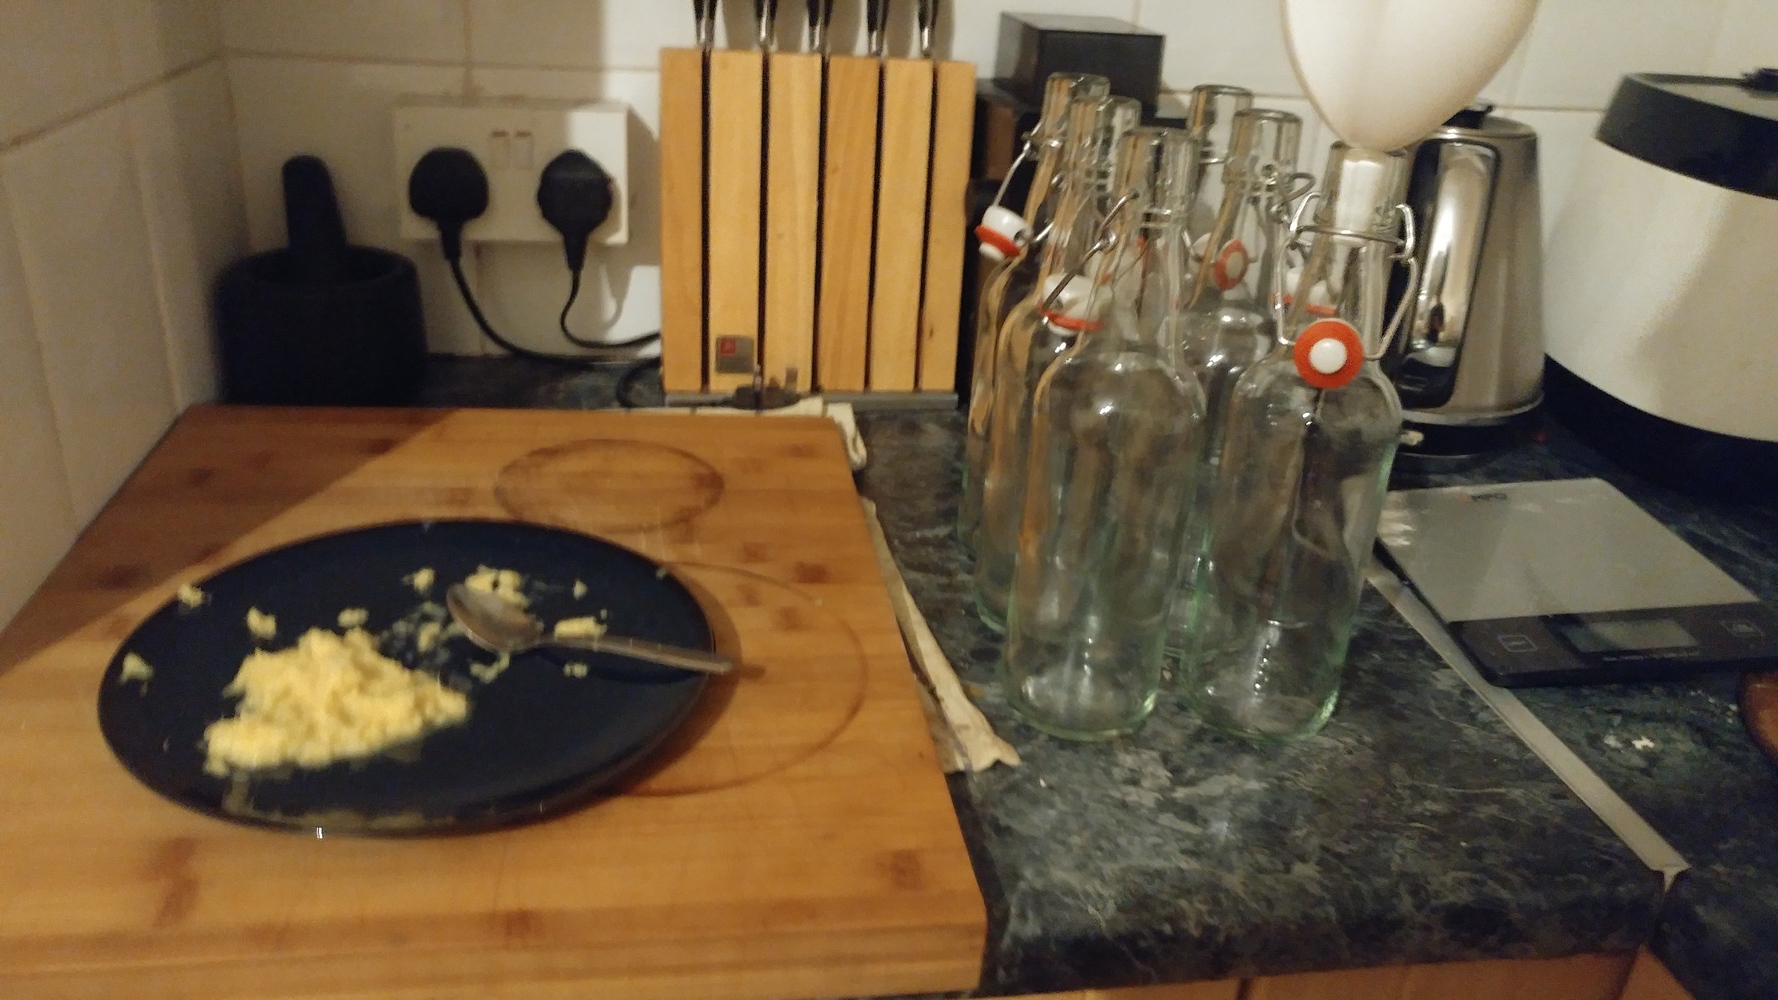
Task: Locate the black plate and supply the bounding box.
[98,520,711,835]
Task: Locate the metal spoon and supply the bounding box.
[446,584,734,675]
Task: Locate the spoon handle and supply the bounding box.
[552,634,735,675]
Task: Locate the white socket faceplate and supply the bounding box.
[393,98,629,247]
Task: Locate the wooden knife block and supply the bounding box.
[659,48,974,398]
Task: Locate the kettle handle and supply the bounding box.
[1398,140,1499,367]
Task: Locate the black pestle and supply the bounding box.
[282,155,350,285]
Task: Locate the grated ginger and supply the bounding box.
[120,652,154,686]
[246,607,277,641]
[202,627,468,776]
[554,616,607,640]
[176,583,208,609]
[465,566,527,607]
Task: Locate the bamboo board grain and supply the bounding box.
[0,406,985,1000]
[705,50,764,393]
[917,59,975,393]
[868,58,934,392]
[1620,949,1695,1000]
[815,55,879,393]
[763,52,822,394]
[658,47,706,393]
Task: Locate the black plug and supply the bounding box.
[536,150,614,275]
[407,147,488,263]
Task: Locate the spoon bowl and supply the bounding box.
[446,584,735,675]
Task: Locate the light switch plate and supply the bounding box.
[393,98,629,246]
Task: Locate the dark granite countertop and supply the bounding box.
[414,357,1765,996]
[855,411,1659,994]
[1397,423,1778,1000]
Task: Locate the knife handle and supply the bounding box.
[866,0,888,57]
[917,0,936,58]
[695,0,717,49]
[806,0,834,53]
[755,0,779,51]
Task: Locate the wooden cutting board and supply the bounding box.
[0,407,985,1000]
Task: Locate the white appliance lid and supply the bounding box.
[1599,72,1778,201]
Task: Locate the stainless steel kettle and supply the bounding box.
[1385,104,1544,458]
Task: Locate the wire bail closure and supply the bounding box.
[1271,199,1420,362]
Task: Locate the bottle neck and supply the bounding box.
[1186,164,1272,306]
[1283,149,1404,355]
[1101,203,1185,351]
[1020,135,1068,225]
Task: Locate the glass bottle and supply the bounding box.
[1182,143,1410,743]
[972,95,1143,631]
[1001,127,1207,739]
[1180,84,1254,287]
[960,73,1110,551]
[1167,108,1305,652]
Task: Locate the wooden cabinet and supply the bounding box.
[1619,950,1696,1000]
[1002,951,1669,1000]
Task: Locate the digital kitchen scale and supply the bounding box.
[1377,478,1778,687]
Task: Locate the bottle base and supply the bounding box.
[1006,691,1156,742]
[1184,687,1339,745]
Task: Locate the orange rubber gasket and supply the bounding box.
[1293,318,1364,390]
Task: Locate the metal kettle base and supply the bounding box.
[1395,405,1543,471]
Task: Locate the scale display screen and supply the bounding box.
[1555,618,1700,654]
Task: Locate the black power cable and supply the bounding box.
[409,145,659,370]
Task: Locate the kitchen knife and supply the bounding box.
[869,0,932,390]
[807,0,834,54]
[755,0,778,51]
[918,0,973,391]
[867,0,888,58]
[660,2,716,392]
[695,0,716,50]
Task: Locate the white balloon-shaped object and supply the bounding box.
[1282,0,1538,152]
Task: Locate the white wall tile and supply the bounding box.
[468,67,662,350]
[129,62,248,408]
[1506,108,1601,245]
[110,0,224,90]
[229,56,482,354]
[222,0,467,62]
[470,0,683,69]
[1709,0,1778,76]
[3,106,175,523]
[0,1,124,146]
[1478,34,1532,107]
[1513,0,1727,109]
[1139,0,1301,98]
[0,170,77,631]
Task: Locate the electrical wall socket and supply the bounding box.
[393,98,629,247]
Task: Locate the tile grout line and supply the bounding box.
[0,166,79,532]
[0,53,224,157]
[1367,560,1690,890]
[224,47,666,76]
